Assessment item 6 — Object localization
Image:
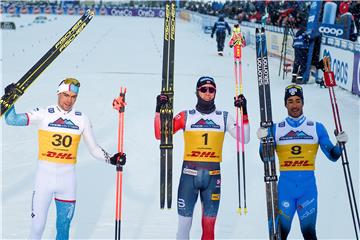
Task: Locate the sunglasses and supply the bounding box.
[286,84,302,91]
[198,86,216,94]
[59,78,80,87]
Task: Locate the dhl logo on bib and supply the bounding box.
[276,144,319,171]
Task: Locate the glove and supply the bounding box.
[156,94,169,113]
[109,152,126,166]
[335,130,348,143]
[257,127,268,139]
[4,83,16,95]
[211,33,214,38]
[234,94,247,114]
[316,58,325,72]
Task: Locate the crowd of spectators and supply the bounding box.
[183,0,360,39]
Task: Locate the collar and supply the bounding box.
[56,105,73,114]
[285,115,306,128]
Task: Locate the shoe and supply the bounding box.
[218,51,223,56]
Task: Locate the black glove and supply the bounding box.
[109,152,126,166]
[234,94,247,114]
[316,58,325,72]
[4,83,16,95]
[156,94,169,113]
[211,33,214,38]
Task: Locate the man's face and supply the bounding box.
[197,83,216,102]
[285,96,303,118]
[58,91,77,111]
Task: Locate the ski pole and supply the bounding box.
[230,25,247,215]
[323,58,360,239]
[113,87,127,240]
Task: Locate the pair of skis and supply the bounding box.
[0,9,94,117]
[159,1,176,209]
[229,26,247,215]
[255,27,280,239]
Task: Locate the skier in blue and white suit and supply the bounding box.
[257,84,348,240]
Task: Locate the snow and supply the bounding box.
[1,14,359,239]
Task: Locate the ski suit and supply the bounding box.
[265,115,342,239]
[155,108,250,240]
[292,29,310,83]
[211,18,231,53]
[5,105,112,240]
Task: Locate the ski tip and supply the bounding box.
[261,26,265,32]
[236,208,242,215]
[255,28,259,34]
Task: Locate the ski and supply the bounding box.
[159,1,176,209]
[255,27,280,239]
[0,9,95,117]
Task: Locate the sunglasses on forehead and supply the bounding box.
[286,84,302,91]
[59,78,81,87]
[198,86,216,93]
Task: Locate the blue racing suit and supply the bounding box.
[261,115,342,240]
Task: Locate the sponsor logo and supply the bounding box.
[279,130,313,140]
[281,160,313,168]
[319,26,344,37]
[191,118,220,129]
[298,198,315,210]
[282,201,290,208]
[178,198,185,208]
[48,117,79,129]
[300,207,316,220]
[188,151,218,159]
[44,151,74,159]
[211,194,220,201]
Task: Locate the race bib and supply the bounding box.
[38,130,81,164]
[276,144,319,171]
[183,131,225,162]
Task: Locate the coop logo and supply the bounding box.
[319,25,344,37]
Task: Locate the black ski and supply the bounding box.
[160,1,176,209]
[0,9,95,117]
[255,27,280,240]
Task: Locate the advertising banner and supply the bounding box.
[352,53,360,96]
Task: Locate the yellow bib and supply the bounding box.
[276,144,319,171]
[38,129,81,164]
[183,131,225,162]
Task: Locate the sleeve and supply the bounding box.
[154,111,186,140]
[82,114,112,163]
[226,112,250,144]
[5,105,28,126]
[211,22,217,35]
[5,105,44,126]
[316,122,341,162]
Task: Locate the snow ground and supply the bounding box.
[1,14,359,239]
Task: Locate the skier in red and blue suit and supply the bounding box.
[257,84,348,239]
[154,76,250,240]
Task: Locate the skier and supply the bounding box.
[211,15,231,56]
[257,84,348,239]
[4,78,126,240]
[229,24,246,59]
[292,25,310,84]
[154,76,250,240]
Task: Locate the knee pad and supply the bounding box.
[55,199,76,240]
